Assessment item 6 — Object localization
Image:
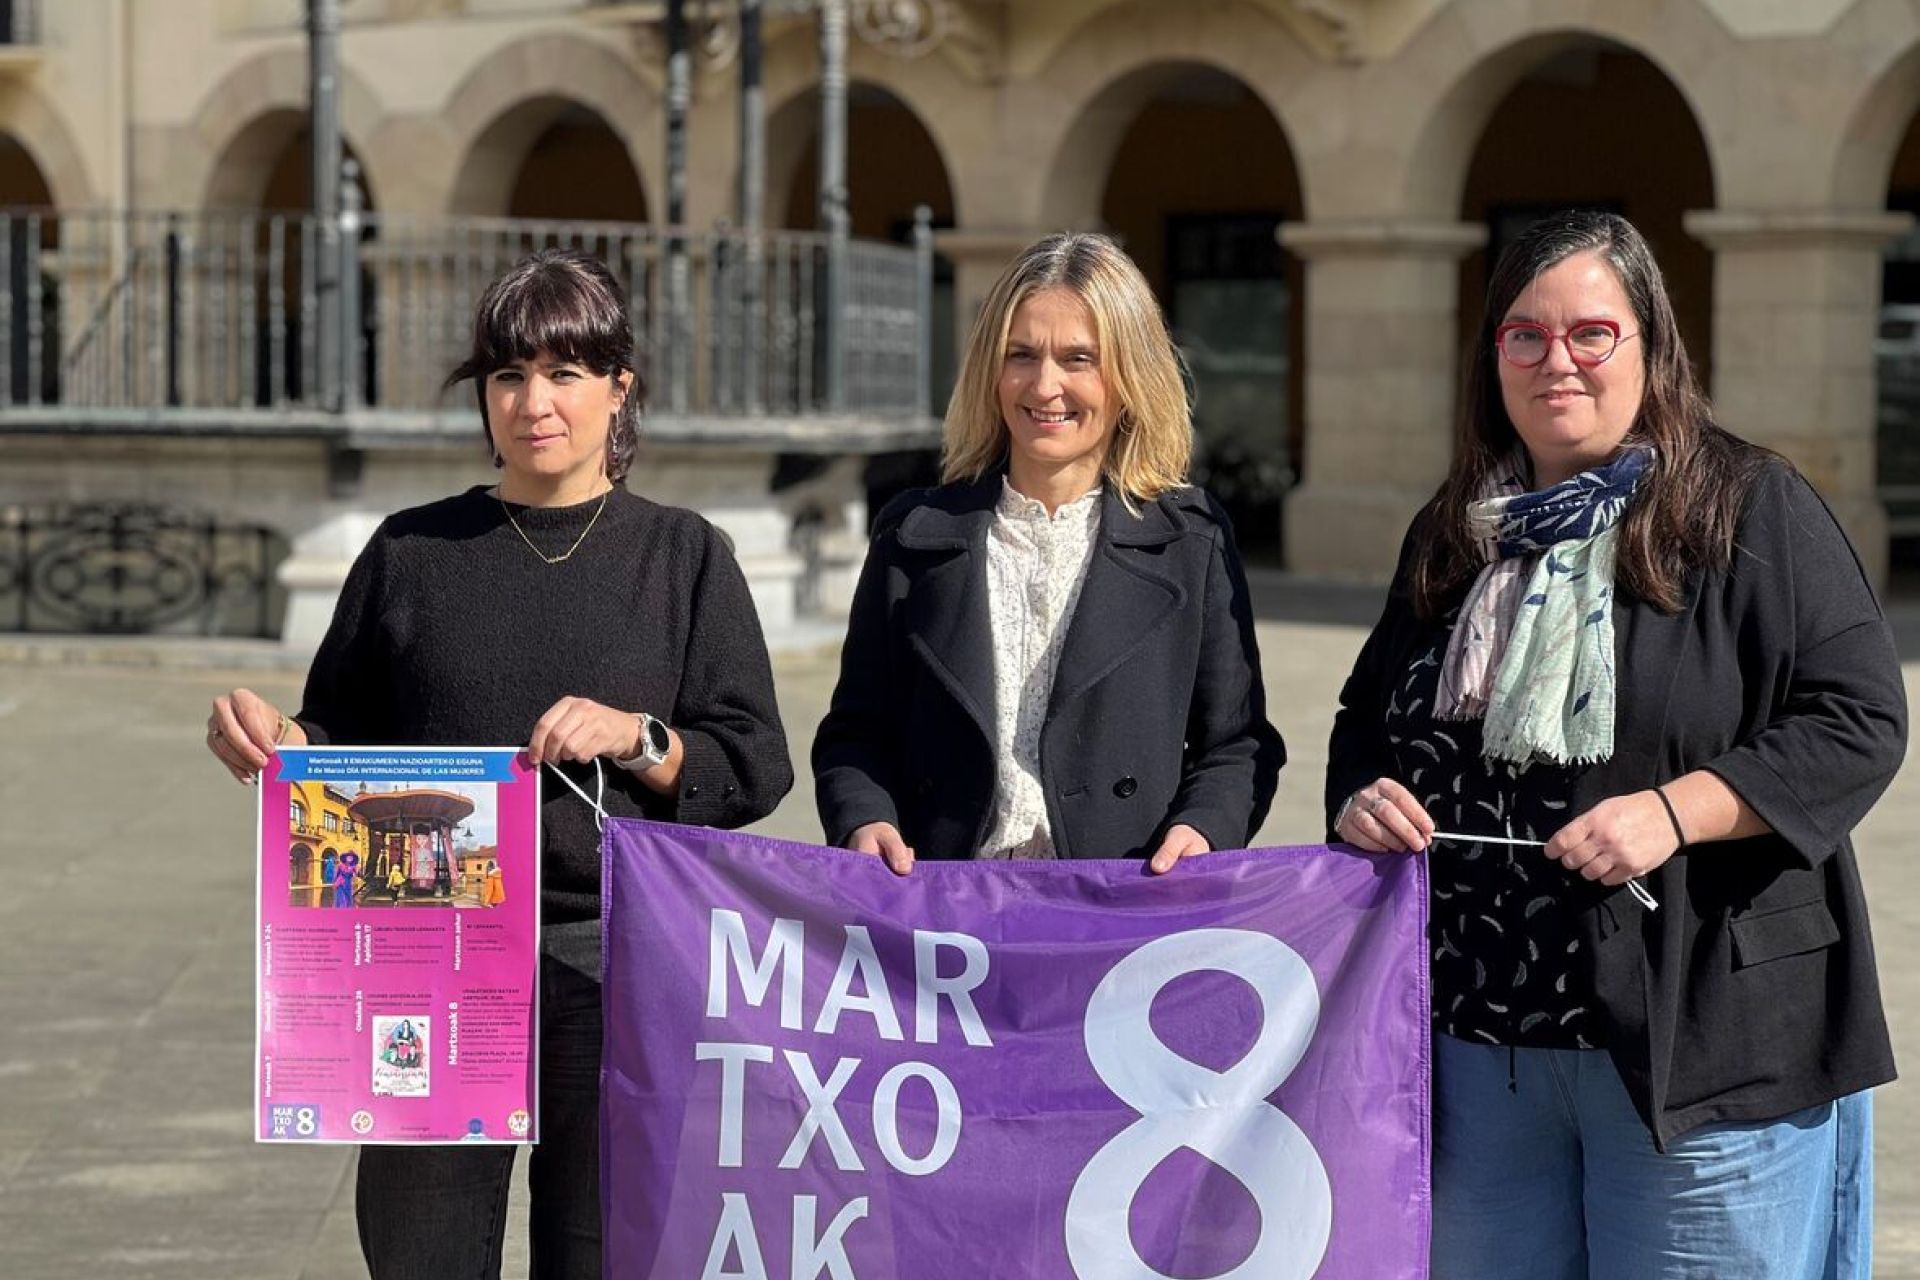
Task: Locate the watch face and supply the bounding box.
[644,716,671,758]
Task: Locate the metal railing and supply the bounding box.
[0,207,933,430]
[0,502,288,637]
[0,0,37,46]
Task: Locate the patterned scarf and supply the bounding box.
[1435,447,1651,765]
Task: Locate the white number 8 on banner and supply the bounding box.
[1065,928,1333,1280]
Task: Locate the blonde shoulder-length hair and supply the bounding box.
[941,232,1191,502]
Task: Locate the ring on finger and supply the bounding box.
[1366,794,1386,816]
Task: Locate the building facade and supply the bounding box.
[2,0,1918,642]
[287,778,368,900]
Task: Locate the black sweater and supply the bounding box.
[295,485,793,945]
[1327,455,1907,1146]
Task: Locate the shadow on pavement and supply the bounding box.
[1244,570,1386,629]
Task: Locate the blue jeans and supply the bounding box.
[1431,1033,1868,1280]
[1831,1090,1874,1280]
[355,953,604,1279]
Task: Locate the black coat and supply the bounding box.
[1327,457,1907,1147]
[813,475,1284,859]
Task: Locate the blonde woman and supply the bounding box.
[813,232,1283,873]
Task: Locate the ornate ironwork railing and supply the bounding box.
[0,503,288,638]
[0,207,933,431]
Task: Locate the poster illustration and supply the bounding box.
[255,746,540,1144]
[372,1015,431,1097]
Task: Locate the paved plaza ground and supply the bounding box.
[2,582,1917,1277]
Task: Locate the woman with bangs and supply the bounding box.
[813,231,1283,871]
[204,249,792,1277]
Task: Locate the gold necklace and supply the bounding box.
[496,489,609,564]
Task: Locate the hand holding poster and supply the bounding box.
[255,747,541,1144]
[603,821,1430,1279]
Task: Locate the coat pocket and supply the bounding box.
[1729,899,1840,968]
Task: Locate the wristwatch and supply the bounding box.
[613,712,672,771]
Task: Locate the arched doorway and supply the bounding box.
[194,112,381,408]
[450,97,647,224]
[505,105,648,224]
[773,81,959,505]
[414,98,651,410]
[777,83,955,240]
[1457,44,1715,391]
[254,124,375,214]
[1882,112,1920,578]
[0,130,57,405]
[204,110,376,214]
[1091,65,1303,560]
[287,841,319,908]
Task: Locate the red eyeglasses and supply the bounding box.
[1495,318,1637,368]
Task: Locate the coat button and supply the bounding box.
[686,784,701,799]
[1113,776,1138,799]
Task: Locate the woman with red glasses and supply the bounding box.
[1325,211,1903,1278]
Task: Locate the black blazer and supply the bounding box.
[1327,457,1907,1148]
[814,474,1284,860]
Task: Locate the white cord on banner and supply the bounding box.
[544,757,609,832]
[1429,830,1658,912]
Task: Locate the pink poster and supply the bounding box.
[255,746,540,1144]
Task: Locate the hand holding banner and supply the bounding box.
[602,821,1430,1279]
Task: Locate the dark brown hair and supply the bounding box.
[1410,210,1769,617]
[448,249,647,483]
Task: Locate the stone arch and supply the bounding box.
[0,133,52,210]
[759,20,974,228]
[1402,27,1719,223]
[439,33,659,218]
[1029,22,1315,231]
[765,79,958,234]
[204,110,381,212]
[448,95,647,221]
[1833,39,1920,210]
[191,48,387,209]
[1045,60,1304,556]
[0,84,92,208]
[1448,38,1717,381]
[1843,30,1920,567]
[763,71,963,426]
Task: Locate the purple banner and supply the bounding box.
[602,821,1429,1280]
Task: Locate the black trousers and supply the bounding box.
[355,954,603,1279]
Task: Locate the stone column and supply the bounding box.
[931,227,1045,366]
[1683,209,1913,586]
[1278,220,1485,579]
[279,509,386,648]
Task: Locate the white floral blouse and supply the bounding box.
[978,480,1102,859]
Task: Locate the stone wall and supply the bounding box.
[6,0,1920,581]
[0,431,868,651]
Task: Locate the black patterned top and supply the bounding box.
[1385,619,1606,1049]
